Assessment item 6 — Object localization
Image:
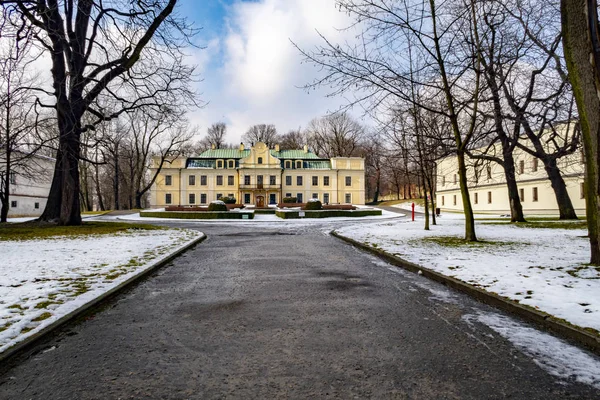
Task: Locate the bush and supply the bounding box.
[283,197,297,203]
[221,196,237,204]
[140,211,254,219]
[304,199,323,210]
[208,201,228,211]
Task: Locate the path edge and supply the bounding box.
[0,233,206,364]
[331,230,600,356]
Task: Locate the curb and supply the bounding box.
[0,233,207,365]
[331,230,600,356]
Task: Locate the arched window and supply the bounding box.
[228,160,234,168]
[217,160,223,169]
[258,157,263,164]
[285,160,291,168]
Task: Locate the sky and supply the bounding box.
[176,0,361,144]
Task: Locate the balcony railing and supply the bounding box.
[239,183,278,190]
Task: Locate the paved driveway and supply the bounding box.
[0,221,598,399]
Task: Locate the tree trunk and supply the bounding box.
[114,144,120,211]
[543,157,578,219]
[561,0,600,263]
[373,166,381,203]
[457,151,477,241]
[135,192,143,209]
[502,151,526,223]
[94,163,105,211]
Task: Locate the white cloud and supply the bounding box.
[187,0,364,145]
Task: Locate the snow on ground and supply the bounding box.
[0,228,202,353]
[465,311,600,389]
[336,217,600,333]
[392,202,425,213]
[106,208,403,225]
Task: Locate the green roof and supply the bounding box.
[195,149,250,159]
[270,150,320,159]
[194,148,322,160]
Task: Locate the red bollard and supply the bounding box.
[412,202,415,221]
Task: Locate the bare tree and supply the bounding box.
[279,128,306,150]
[305,113,365,158]
[297,0,483,240]
[204,122,228,149]
[242,124,279,147]
[1,0,200,225]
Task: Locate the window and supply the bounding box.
[269,194,277,204]
[34,202,40,209]
[11,200,17,208]
[216,175,223,186]
[453,174,457,184]
[285,160,292,168]
[345,176,351,186]
[487,191,492,204]
[270,175,276,185]
[165,194,172,204]
[442,196,445,206]
[323,193,330,204]
[532,158,538,172]
[9,171,16,185]
[442,176,446,186]
[217,160,223,168]
[345,193,352,204]
[297,176,303,186]
[519,160,525,174]
[581,182,586,199]
[228,160,234,169]
[453,195,457,206]
[533,187,538,202]
[487,166,492,180]
[324,176,330,186]
[285,176,292,186]
[228,175,234,186]
[228,193,234,198]
[474,169,480,184]
[519,188,525,202]
[244,175,251,185]
[296,160,302,169]
[297,193,303,203]
[200,175,207,185]
[200,193,207,204]
[244,193,251,204]
[285,193,292,198]
[189,193,196,204]
[165,175,172,186]
[474,193,478,204]
[217,193,223,200]
[189,175,196,186]
[312,193,319,199]
[257,175,264,187]
[312,176,319,186]
[258,157,263,164]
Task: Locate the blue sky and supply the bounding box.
[173,0,361,144]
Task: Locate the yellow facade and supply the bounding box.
[149,142,366,207]
[436,129,585,216]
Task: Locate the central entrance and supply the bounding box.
[256,195,265,208]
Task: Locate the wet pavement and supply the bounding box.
[0,220,598,399]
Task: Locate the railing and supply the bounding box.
[239,183,278,190]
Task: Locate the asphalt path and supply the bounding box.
[1,220,599,399]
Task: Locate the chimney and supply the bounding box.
[275,144,280,152]
[239,143,245,151]
[211,144,216,150]
[303,145,308,153]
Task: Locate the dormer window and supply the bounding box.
[285,160,291,168]
[228,160,234,168]
[296,160,302,169]
[258,157,263,164]
[217,160,223,169]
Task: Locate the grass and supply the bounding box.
[0,221,162,241]
[483,219,587,230]
[414,236,522,248]
[32,312,52,322]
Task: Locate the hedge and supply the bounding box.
[275,209,382,219]
[253,208,277,214]
[140,211,254,219]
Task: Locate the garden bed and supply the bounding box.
[275,209,381,219]
[140,211,254,219]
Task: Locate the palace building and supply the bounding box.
[149,142,365,208]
